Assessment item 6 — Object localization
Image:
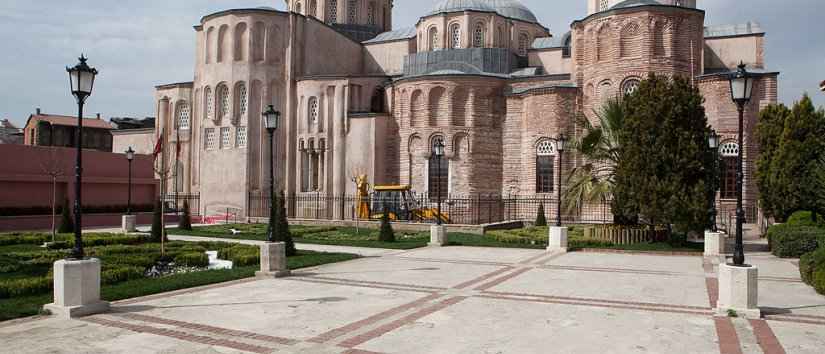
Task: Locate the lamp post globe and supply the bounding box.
[125,147,134,215]
[708,130,719,232]
[66,55,98,260]
[728,62,752,266]
[433,139,445,225]
[262,105,280,243]
[555,134,567,227]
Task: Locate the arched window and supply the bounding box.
[599,0,609,11]
[204,87,214,122]
[622,78,641,96]
[347,0,358,24]
[296,1,302,13]
[205,27,214,64]
[599,80,612,102]
[327,0,338,23]
[217,25,229,63]
[518,33,529,56]
[217,85,230,122]
[473,23,486,48]
[309,0,318,17]
[308,97,319,124]
[536,140,556,193]
[428,136,449,200]
[449,23,461,49]
[367,2,376,25]
[620,22,640,58]
[429,27,440,51]
[235,82,247,123]
[719,142,739,199]
[236,126,247,148]
[177,102,190,130]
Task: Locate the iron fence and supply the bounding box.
[248,192,613,225]
[161,193,201,216]
[717,200,761,235]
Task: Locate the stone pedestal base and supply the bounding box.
[429,225,447,247]
[716,263,761,319]
[547,226,569,252]
[255,242,290,278]
[44,259,109,319]
[122,215,137,233]
[704,231,725,257]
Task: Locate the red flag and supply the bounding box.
[153,130,164,159]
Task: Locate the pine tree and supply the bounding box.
[535,202,547,227]
[178,199,192,231]
[57,199,74,233]
[151,199,165,242]
[612,74,713,232]
[272,191,296,256]
[378,207,395,242]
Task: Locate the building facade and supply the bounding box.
[24,109,114,152]
[154,0,778,219]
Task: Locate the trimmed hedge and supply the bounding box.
[0,276,52,299]
[218,245,260,267]
[767,224,823,258]
[174,252,210,267]
[786,211,825,228]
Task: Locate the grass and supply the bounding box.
[0,231,359,322]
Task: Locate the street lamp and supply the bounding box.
[555,133,567,227]
[728,62,753,266]
[433,139,445,225]
[708,130,720,232]
[126,147,135,215]
[262,105,280,243]
[66,55,98,260]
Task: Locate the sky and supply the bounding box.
[1,0,823,127]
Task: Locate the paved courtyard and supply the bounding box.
[2,245,824,354]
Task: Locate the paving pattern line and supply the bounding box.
[714,317,745,354]
[763,315,825,326]
[518,251,552,264]
[538,251,570,265]
[337,296,469,348]
[300,275,448,291]
[392,256,513,267]
[308,293,445,344]
[476,293,712,316]
[540,264,690,277]
[483,290,712,311]
[341,349,386,354]
[748,319,787,354]
[113,278,259,306]
[80,315,276,354]
[473,267,533,291]
[287,277,441,294]
[452,266,516,289]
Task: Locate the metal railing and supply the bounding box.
[161,193,201,215]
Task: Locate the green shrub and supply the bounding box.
[767,224,823,258]
[0,233,51,246]
[101,267,145,284]
[800,247,825,286]
[232,253,260,267]
[786,211,825,228]
[813,268,825,295]
[218,245,259,266]
[535,203,547,227]
[45,234,149,250]
[174,252,209,267]
[178,200,193,231]
[378,211,395,242]
[0,276,53,299]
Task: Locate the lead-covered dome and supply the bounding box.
[426,0,539,24]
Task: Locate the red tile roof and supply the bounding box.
[26,114,113,130]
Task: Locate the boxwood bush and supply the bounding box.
[786,211,825,228]
[0,276,52,299]
[767,224,823,258]
[174,252,210,267]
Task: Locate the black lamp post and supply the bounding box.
[555,133,567,227]
[126,147,134,215]
[708,130,720,232]
[66,55,98,260]
[728,62,753,266]
[262,105,280,243]
[433,140,445,225]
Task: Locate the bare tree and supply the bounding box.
[39,147,65,243]
[154,147,172,256]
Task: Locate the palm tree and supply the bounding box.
[563,98,625,214]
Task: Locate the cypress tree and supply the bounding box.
[378,207,395,242]
[273,191,296,256]
[613,74,713,232]
[151,199,165,242]
[535,202,547,227]
[755,104,791,220]
[57,199,74,233]
[178,199,192,231]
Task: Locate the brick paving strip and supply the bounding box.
[337,296,468,348]
[473,267,533,291]
[393,256,512,267]
[301,275,448,292]
[518,252,552,265]
[749,319,787,354]
[452,266,515,289]
[539,264,691,277]
[111,312,298,345]
[714,317,745,354]
[288,277,442,294]
[763,314,825,326]
[80,316,277,354]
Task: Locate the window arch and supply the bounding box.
[449,23,461,49]
[216,84,230,122]
[347,0,358,24]
[428,136,449,200]
[176,101,190,130]
[217,25,229,63]
[234,82,247,124]
[295,1,302,13]
[367,2,376,25]
[429,27,440,51]
[536,139,556,193]
[622,78,641,96]
[308,97,319,125]
[620,22,641,58]
[204,87,214,122]
[327,0,338,23]
[205,27,214,64]
[719,142,739,199]
[518,33,529,56]
[473,23,486,48]
[308,0,317,17]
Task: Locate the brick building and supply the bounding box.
[154,0,778,219]
[0,119,23,144]
[24,109,114,152]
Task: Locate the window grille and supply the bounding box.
[347,0,357,23]
[238,83,248,117]
[309,97,319,122]
[205,128,216,150]
[220,127,231,149]
[236,126,247,148]
[518,33,529,56]
[622,79,640,95]
[177,102,190,130]
[218,86,230,120]
[473,24,485,48]
[205,88,214,121]
[328,0,338,23]
[367,2,375,25]
[450,24,461,49]
[720,142,739,157]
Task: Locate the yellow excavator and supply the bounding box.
[357,185,450,223]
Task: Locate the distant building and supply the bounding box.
[111,117,156,130]
[0,119,23,144]
[111,117,156,154]
[23,108,113,152]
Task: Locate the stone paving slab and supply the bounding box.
[767,320,825,354]
[547,252,705,274]
[397,245,544,264]
[356,296,719,354]
[168,235,402,257]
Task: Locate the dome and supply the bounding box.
[425,0,539,24]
